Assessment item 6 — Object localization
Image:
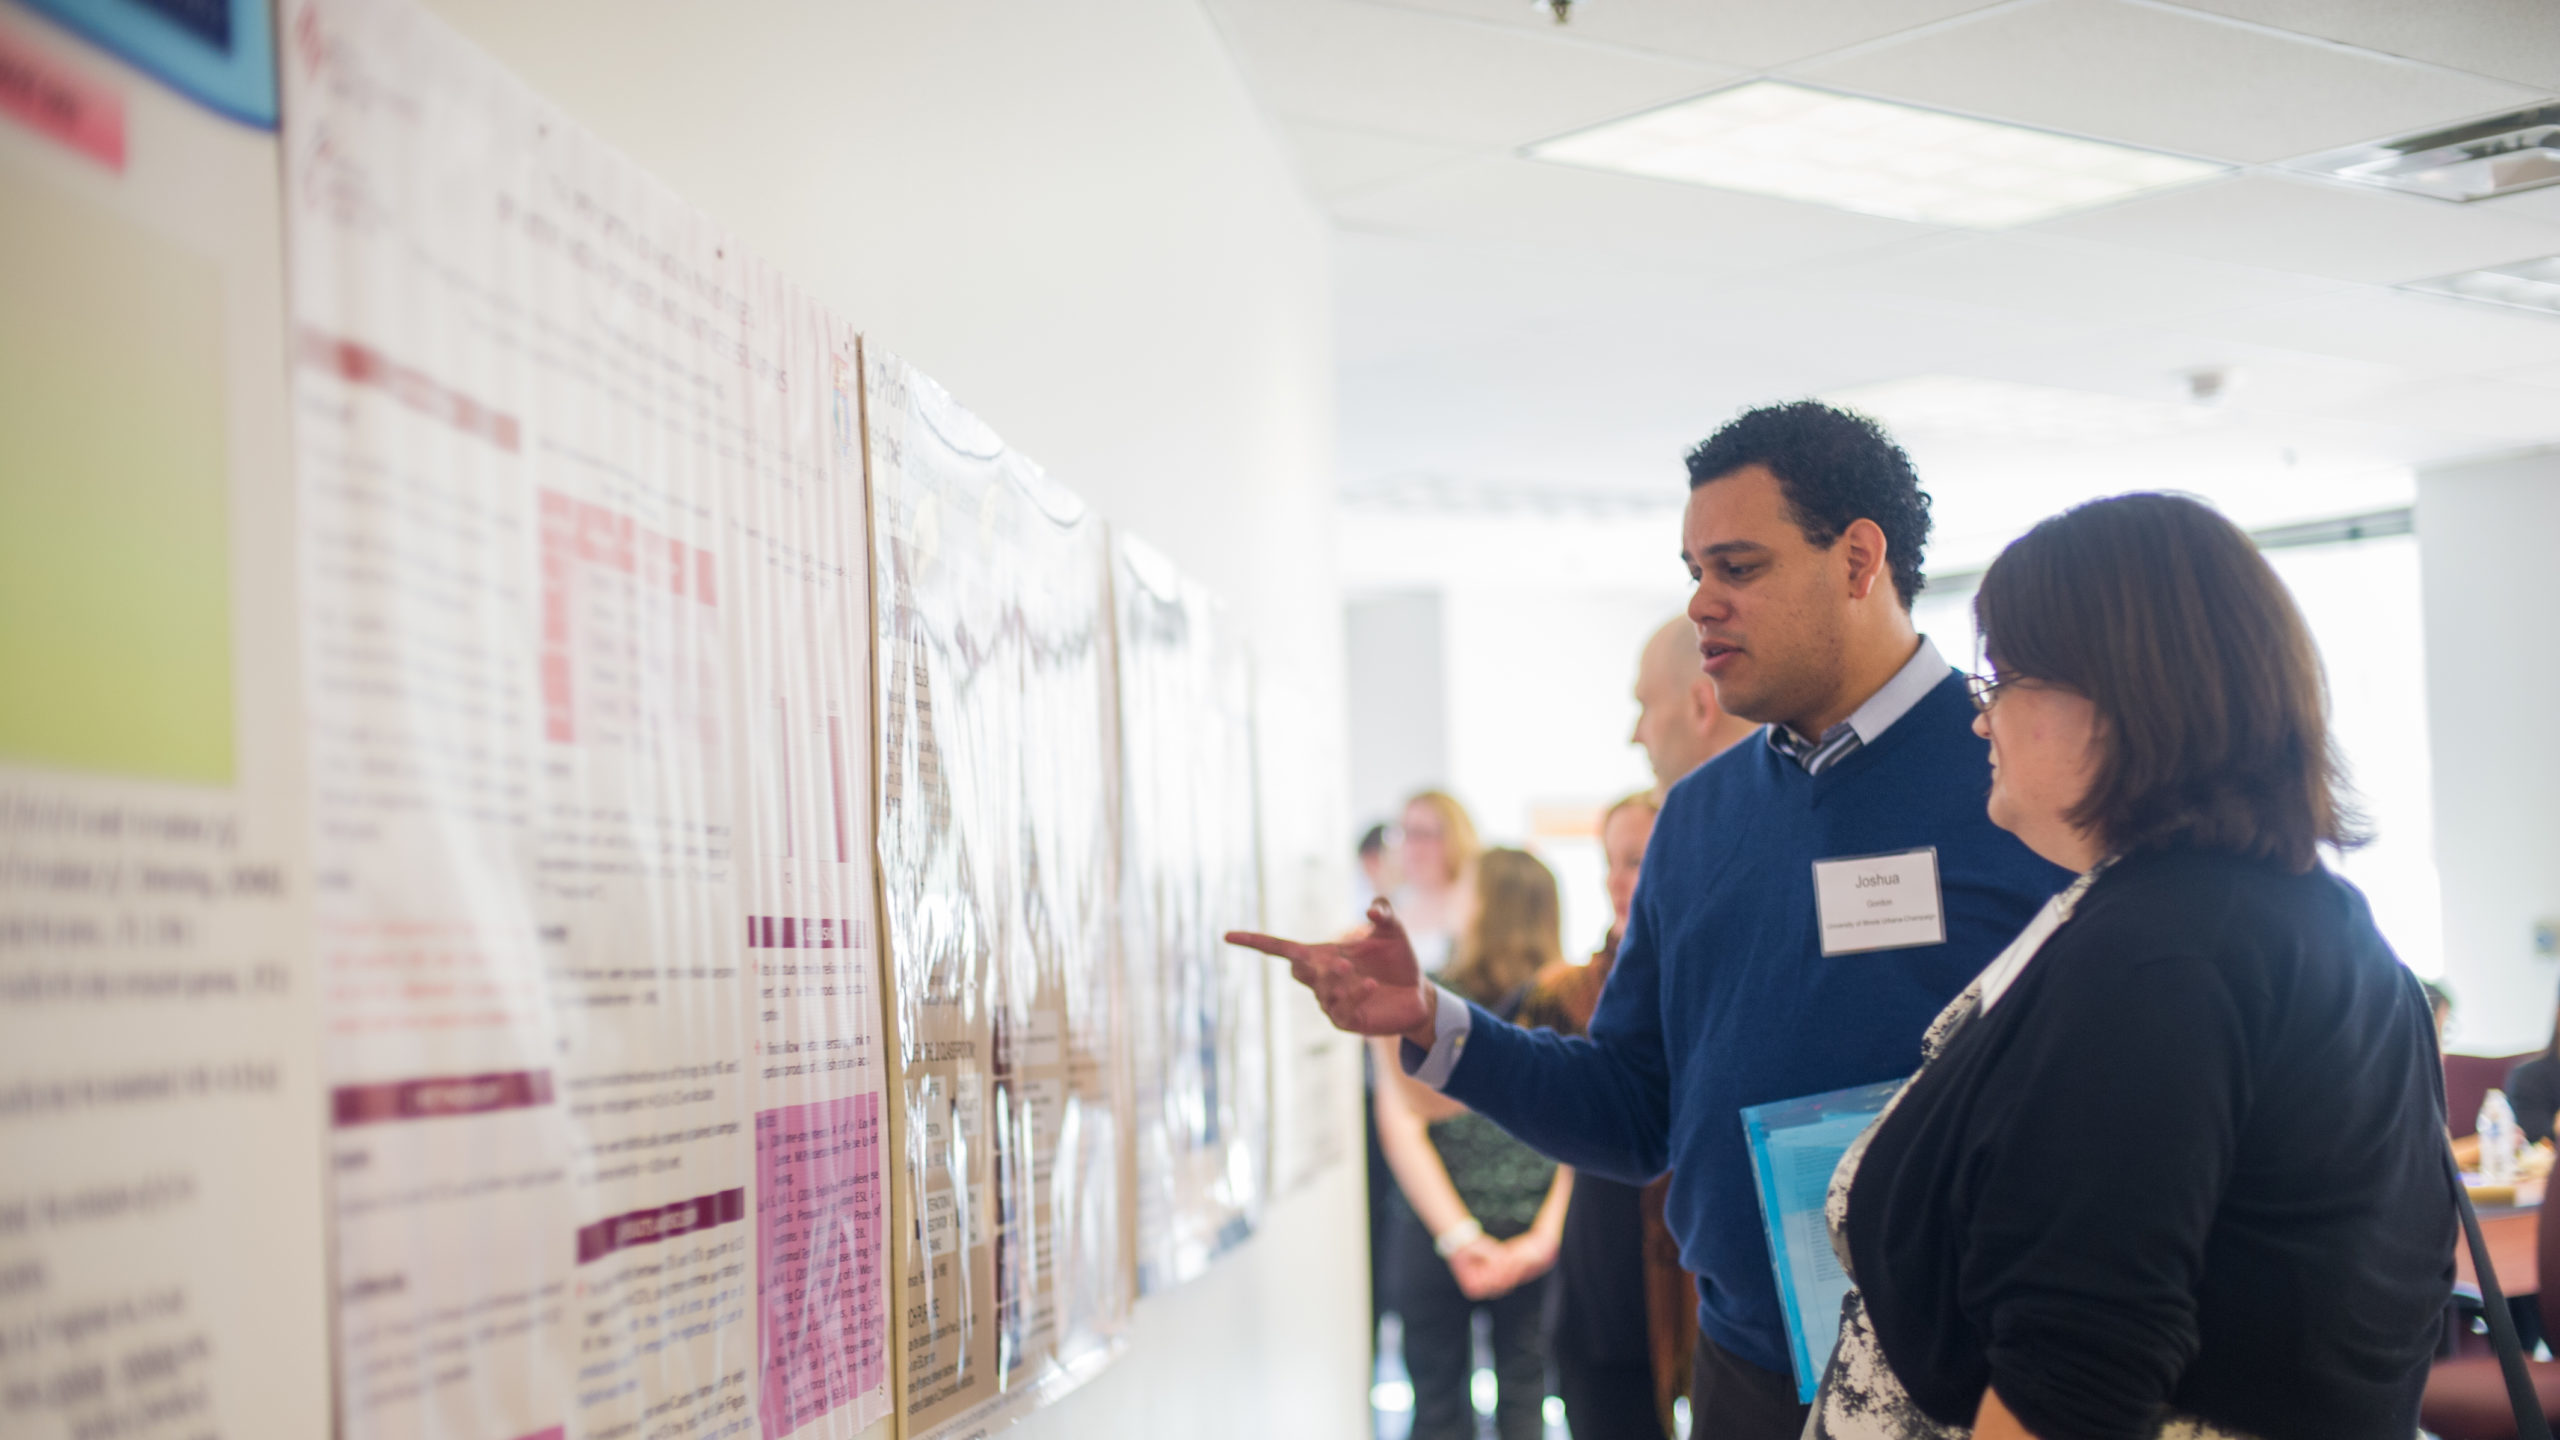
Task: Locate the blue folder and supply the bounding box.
[1739,1078,1906,1402]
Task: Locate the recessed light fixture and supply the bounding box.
[2295,105,2560,203]
[1527,81,2226,229]
[1824,375,2218,444]
[2404,255,2560,317]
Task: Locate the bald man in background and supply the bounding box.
[1630,615,1759,798]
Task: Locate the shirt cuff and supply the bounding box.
[1399,984,1473,1090]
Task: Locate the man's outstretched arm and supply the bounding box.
[1228,898,1675,1183]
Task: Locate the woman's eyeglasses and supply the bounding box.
[1965,672,2020,713]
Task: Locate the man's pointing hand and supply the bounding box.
[1227,898,1439,1050]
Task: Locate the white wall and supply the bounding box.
[1337,505,1690,952]
[1441,584,1674,953]
[410,1,1363,1433]
[2420,449,2560,1053]
[1344,591,1449,840]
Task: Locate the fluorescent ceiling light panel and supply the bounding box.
[2404,255,2560,317]
[1530,81,2226,228]
[2295,105,2560,203]
[1825,375,2216,444]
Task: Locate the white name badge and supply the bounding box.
[1812,848,1946,956]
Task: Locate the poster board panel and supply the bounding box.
[865,352,1127,1440]
[0,8,328,1438]
[282,1,893,1437]
[1112,536,1270,1293]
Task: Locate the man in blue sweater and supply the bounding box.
[1233,403,2070,1439]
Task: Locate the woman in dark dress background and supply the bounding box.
[1376,848,1574,1440]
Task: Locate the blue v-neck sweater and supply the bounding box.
[1443,672,2071,1376]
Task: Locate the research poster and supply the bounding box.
[867,352,1128,1438]
[0,5,331,1440]
[1112,539,1270,1292]
[282,1,891,1438]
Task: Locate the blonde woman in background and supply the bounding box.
[1377,848,1574,1440]
[1390,790,1480,975]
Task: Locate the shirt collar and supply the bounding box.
[1769,634,1950,754]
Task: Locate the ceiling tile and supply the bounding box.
[1331,155,1937,273]
[1205,0,1733,148]
[1352,0,2008,70]
[2497,358,2560,388]
[2034,174,2560,283]
[1928,324,2423,416]
[2303,375,2560,443]
[2477,184,2560,226]
[2167,0,2560,94]
[1333,231,2107,492]
[1775,230,2351,326]
[2183,286,2560,373]
[1283,121,1478,200]
[1793,0,2545,163]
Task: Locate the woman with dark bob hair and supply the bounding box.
[1808,493,2453,1440]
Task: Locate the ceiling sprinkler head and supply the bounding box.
[1536,0,1573,22]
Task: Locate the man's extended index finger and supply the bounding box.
[1223,930,1306,962]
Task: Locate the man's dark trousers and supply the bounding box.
[1690,1331,1808,1439]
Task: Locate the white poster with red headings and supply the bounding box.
[281,0,891,1437]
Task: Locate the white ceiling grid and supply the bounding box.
[1198,0,2560,543]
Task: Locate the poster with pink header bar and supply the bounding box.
[281,1,891,1437]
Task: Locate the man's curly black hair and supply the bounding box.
[1683,401,1932,609]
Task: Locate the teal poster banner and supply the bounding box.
[20,0,276,126]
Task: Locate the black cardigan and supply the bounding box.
[1843,848,2454,1440]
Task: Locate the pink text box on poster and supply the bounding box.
[0,18,125,170]
[755,1093,886,1438]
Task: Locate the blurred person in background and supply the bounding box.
[2422,978,2453,1048]
[2504,981,2560,1146]
[1630,613,1759,803]
[1377,848,1575,1440]
[1392,789,1480,974]
[1521,793,1694,1440]
[1356,821,1400,919]
[1809,493,2449,1440]
[1358,818,1405,1364]
[2430,980,2486,1169]
[1369,791,1483,1363]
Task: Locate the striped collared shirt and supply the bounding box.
[1765,636,1950,776]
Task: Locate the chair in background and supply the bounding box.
[2423,1187,2560,1438]
[2449,1053,2542,1139]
